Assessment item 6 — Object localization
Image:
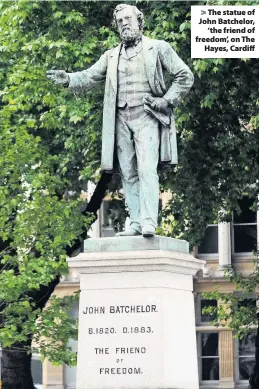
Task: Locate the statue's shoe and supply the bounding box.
[115,228,141,237]
[142,226,156,238]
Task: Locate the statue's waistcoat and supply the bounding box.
[117,44,151,108]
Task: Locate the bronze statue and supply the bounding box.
[46,4,194,238]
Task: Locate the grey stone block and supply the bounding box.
[84,235,189,253]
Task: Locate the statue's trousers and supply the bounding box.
[116,105,160,230]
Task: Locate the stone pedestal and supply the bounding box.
[68,236,205,389]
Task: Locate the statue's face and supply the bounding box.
[115,7,140,43]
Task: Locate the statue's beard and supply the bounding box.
[120,27,141,44]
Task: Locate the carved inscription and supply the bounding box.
[83,305,158,314]
[82,304,158,376]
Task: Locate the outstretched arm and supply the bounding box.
[46,51,108,92]
[67,51,108,92]
[158,41,194,108]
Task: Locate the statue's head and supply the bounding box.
[113,4,144,44]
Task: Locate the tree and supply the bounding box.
[0,1,116,387]
[1,0,259,387]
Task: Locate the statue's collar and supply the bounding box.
[122,36,142,49]
[120,38,143,59]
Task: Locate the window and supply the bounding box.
[198,224,218,254]
[101,199,129,237]
[237,298,256,310]
[196,295,217,325]
[101,200,116,237]
[64,340,77,387]
[236,333,256,381]
[200,299,217,323]
[232,197,257,254]
[198,196,258,257]
[64,301,79,388]
[198,332,219,381]
[31,358,43,387]
[101,199,163,236]
[102,200,113,228]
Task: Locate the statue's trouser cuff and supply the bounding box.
[116,104,159,229]
[130,223,142,233]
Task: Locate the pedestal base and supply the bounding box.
[68,236,205,389]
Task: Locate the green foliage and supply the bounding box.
[202,266,259,339]
[202,253,259,340]
[32,293,80,365]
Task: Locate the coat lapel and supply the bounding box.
[108,43,121,92]
[142,36,157,92]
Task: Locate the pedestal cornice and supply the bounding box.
[68,249,205,277]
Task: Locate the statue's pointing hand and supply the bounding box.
[46,70,69,85]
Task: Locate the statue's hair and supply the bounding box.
[113,4,144,31]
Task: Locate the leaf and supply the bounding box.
[69,115,83,123]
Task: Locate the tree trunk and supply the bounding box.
[248,313,259,389]
[1,172,113,387]
[66,172,114,256]
[2,340,34,389]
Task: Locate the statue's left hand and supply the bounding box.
[150,97,169,114]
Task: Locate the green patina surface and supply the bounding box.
[84,235,189,253]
